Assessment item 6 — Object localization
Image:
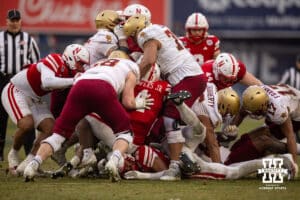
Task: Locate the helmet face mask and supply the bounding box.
[95,10,120,30]
[185,13,208,43]
[217,88,240,117]
[62,44,90,72]
[242,86,269,119]
[213,53,239,85]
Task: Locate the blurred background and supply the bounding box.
[1,0,300,86]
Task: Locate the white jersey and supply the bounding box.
[191,83,222,127]
[84,29,118,64]
[137,24,203,85]
[261,84,300,124]
[75,58,140,95]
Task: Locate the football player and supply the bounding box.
[179,12,220,66]
[1,44,89,175]
[122,14,207,181]
[224,84,299,178]
[23,51,150,182]
[202,52,262,90]
[84,10,120,65]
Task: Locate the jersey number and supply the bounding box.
[164,29,184,51]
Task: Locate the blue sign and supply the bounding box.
[172,0,300,38]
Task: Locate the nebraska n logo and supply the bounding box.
[258,158,288,183]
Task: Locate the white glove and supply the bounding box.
[223,125,238,138]
[135,90,154,110]
[114,24,127,40]
[124,170,140,180]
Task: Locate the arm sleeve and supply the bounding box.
[40,63,73,90]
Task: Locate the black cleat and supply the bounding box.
[167,90,192,105]
[51,162,73,179]
[179,152,200,175]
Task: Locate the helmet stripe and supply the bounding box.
[195,14,199,26]
[229,54,236,76]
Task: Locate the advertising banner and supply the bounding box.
[172,0,300,38]
[0,0,167,34]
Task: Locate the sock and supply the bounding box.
[33,155,43,165]
[111,150,122,164]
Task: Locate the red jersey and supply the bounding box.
[201,60,247,90]
[128,80,171,145]
[27,53,76,96]
[127,36,143,53]
[179,35,220,66]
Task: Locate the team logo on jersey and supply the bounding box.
[206,39,213,46]
[140,32,146,38]
[106,35,112,43]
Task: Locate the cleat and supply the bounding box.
[23,159,40,181]
[166,90,192,105]
[179,152,200,175]
[80,151,97,168]
[160,162,181,181]
[16,154,34,175]
[105,159,121,182]
[51,162,74,179]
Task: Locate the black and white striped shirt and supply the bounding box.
[0,30,40,75]
[279,67,300,90]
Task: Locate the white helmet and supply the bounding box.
[142,63,160,82]
[185,12,209,42]
[62,44,90,70]
[123,4,151,21]
[213,53,239,83]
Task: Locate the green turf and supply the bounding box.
[0,118,299,200]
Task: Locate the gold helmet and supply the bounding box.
[242,86,269,116]
[108,50,130,59]
[218,87,240,117]
[95,10,120,30]
[123,14,149,37]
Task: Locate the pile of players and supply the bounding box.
[2,3,299,182]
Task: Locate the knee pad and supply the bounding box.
[42,133,66,152]
[167,129,185,144]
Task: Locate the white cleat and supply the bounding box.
[105,159,121,182]
[160,163,181,181]
[23,160,40,182]
[124,170,139,180]
[80,151,97,167]
[16,154,34,175]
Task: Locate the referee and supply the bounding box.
[0,9,40,161]
[279,54,300,89]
